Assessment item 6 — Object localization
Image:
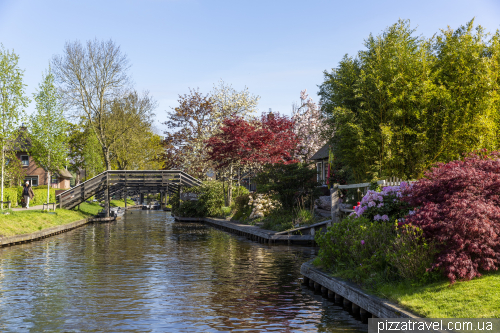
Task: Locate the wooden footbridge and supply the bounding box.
[56,170,202,217]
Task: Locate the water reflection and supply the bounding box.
[0,211,366,332]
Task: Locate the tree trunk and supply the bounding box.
[47,170,50,207]
[227,164,233,207]
[47,153,51,207]
[103,146,111,170]
[1,143,4,210]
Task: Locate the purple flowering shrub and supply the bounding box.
[352,183,412,222]
[402,151,500,284]
[315,215,395,284]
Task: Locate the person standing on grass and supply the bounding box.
[22,181,34,209]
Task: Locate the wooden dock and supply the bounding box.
[174,216,333,245]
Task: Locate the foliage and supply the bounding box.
[29,67,68,205]
[53,40,157,170]
[163,82,259,179]
[4,151,26,187]
[351,183,412,222]
[0,44,29,207]
[386,224,439,282]
[30,188,56,206]
[81,127,105,179]
[172,181,248,217]
[232,194,252,221]
[1,187,18,207]
[315,215,396,285]
[318,19,500,182]
[292,89,326,162]
[162,88,214,178]
[247,193,281,219]
[105,91,161,170]
[254,162,319,209]
[402,151,500,284]
[206,112,299,206]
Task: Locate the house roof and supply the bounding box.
[310,143,330,160]
[58,169,73,179]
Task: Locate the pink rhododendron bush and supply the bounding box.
[402,151,500,284]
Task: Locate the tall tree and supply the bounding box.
[52,39,143,170]
[163,82,259,178]
[163,89,214,178]
[206,112,298,205]
[29,68,68,206]
[318,19,500,181]
[0,45,29,208]
[292,89,326,161]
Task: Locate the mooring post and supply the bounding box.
[124,190,127,208]
[160,192,163,209]
[104,172,110,218]
[140,193,144,205]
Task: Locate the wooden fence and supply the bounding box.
[331,177,411,222]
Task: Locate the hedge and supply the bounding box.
[11,186,56,207]
[1,188,18,207]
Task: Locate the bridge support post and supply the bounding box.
[104,172,110,218]
[140,193,144,205]
[124,190,127,208]
[160,192,164,209]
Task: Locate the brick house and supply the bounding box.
[13,127,73,188]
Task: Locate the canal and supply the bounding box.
[0,211,367,332]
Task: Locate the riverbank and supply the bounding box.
[303,260,500,318]
[0,209,92,237]
[0,199,137,245]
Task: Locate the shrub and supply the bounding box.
[315,215,396,284]
[403,151,500,284]
[232,194,252,221]
[386,224,439,282]
[172,181,248,217]
[254,162,320,209]
[2,188,18,207]
[352,183,411,222]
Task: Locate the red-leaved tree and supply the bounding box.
[403,150,500,284]
[206,112,299,205]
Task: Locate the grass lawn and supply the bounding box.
[373,270,500,318]
[0,209,92,237]
[110,199,135,207]
[73,202,103,216]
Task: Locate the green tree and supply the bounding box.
[319,19,500,181]
[30,68,68,206]
[82,128,105,179]
[0,45,29,208]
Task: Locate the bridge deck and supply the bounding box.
[57,170,202,213]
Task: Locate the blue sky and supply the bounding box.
[1,0,499,134]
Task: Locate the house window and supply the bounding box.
[21,155,29,166]
[317,162,323,182]
[25,176,38,187]
[51,174,59,185]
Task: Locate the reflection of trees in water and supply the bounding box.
[201,227,314,331]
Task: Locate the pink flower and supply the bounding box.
[361,240,365,245]
[381,215,389,221]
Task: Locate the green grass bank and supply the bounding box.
[0,199,135,238]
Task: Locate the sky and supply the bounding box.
[1,0,499,134]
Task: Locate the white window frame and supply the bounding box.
[25,176,39,187]
[20,155,29,166]
[316,162,323,182]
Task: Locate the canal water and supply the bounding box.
[0,211,367,332]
